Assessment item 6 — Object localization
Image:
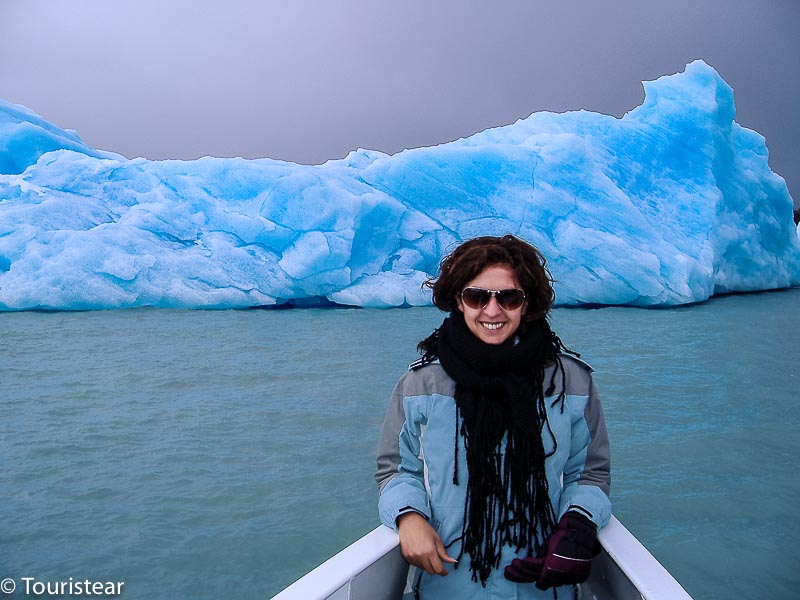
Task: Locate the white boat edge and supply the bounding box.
[270,515,694,600]
[596,515,693,600]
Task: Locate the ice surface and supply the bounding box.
[1,60,798,310]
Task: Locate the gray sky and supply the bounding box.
[1,0,798,206]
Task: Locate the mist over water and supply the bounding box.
[2,289,798,599]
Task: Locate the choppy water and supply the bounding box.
[2,289,799,599]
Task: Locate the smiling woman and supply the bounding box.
[375,235,612,598]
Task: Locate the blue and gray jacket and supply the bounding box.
[375,354,611,599]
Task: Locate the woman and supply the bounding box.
[375,235,611,599]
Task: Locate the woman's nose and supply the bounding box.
[482,295,503,315]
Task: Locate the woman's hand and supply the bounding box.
[397,512,457,576]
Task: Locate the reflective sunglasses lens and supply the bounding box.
[461,288,491,309]
[497,289,525,310]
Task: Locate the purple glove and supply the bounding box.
[504,511,599,589]
[504,554,544,583]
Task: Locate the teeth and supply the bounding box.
[481,322,504,330]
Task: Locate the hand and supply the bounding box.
[397,512,457,576]
[504,511,599,590]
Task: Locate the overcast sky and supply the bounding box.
[1,0,798,205]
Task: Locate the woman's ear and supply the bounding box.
[456,296,464,313]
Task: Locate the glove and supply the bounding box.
[504,511,599,590]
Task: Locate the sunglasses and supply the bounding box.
[459,287,527,310]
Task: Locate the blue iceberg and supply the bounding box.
[1,60,798,310]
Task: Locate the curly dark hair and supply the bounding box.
[423,234,555,321]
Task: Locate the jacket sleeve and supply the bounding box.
[559,376,612,529]
[375,373,431,530]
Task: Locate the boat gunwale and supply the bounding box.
[270,515,693,599]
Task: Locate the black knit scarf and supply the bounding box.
[419,312,567,585]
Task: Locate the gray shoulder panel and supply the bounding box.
[562,353,593,372]
[398,362,455,398]
[545,353,594,397]
[580,378,611,495]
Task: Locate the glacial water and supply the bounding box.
[2,288,799,600]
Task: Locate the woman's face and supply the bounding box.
[456,264,526,345]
